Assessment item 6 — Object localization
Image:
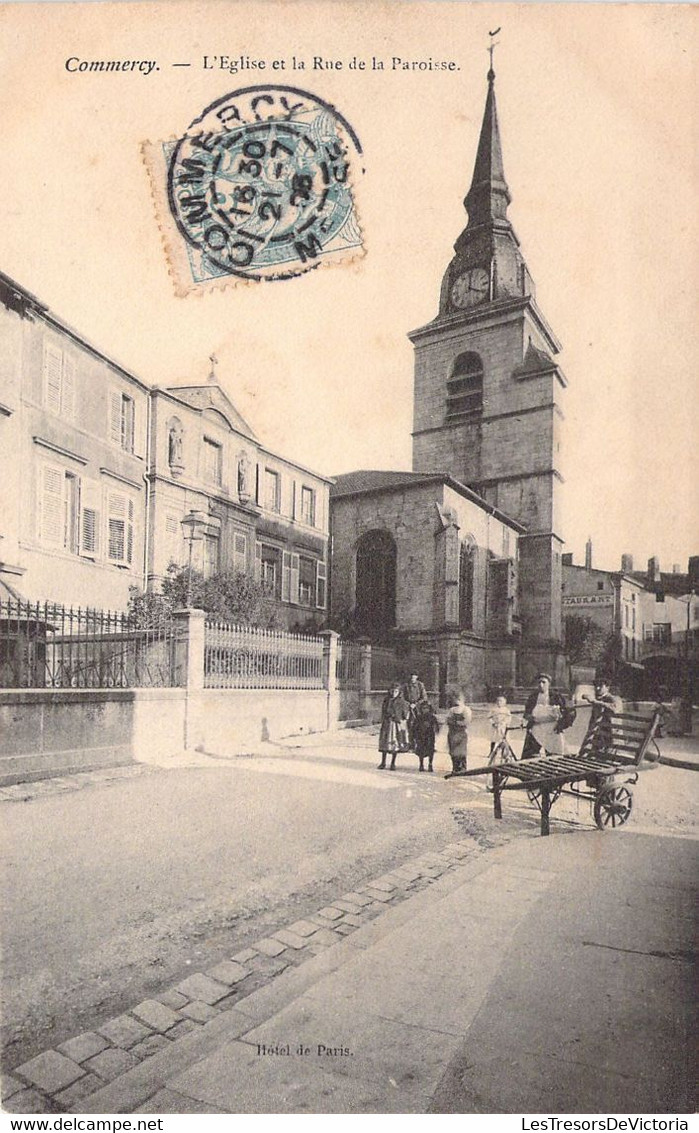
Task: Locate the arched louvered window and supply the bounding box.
[446,352,483,419]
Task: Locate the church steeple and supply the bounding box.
[438,59,534,317]
[463,67,511,228]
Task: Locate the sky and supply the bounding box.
[1,0,697,574]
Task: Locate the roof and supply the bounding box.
[0,576,25,602]
[330,469,525,532]
[629,570,692,597]
[330,470,432,496]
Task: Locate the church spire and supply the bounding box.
[463,64,511,228]
[439,45,535,316]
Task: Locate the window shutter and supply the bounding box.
[126,498,134,565]
[254,540,262,581]
[282,551,292,602]
[316,560,327,609]
[109,391,122,446]
[107,491,127,561]
[44,344,63,414]
[123,397,135,453]
[40,464,64,546]
[290,552,300,605]
[234,532,247,575]
[291,480,297,520]
[62,355,76,420]
[80,481,101,556]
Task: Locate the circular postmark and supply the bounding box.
[167,85,363,283]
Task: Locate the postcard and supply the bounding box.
[0,0,696,1121]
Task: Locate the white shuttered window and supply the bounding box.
[107,491,134,565]
[43,343,76,419]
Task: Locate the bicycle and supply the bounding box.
[486,724,524,791]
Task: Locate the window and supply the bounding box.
[39,464,79,552]
[298,556,316,607]
[233,532,247,575]
[597,581,604,591]
[300,486,316,526]
[43,342,75,419]
[203,534,219,579]
[446,353,483,419]
[164,514,182,566]
[459,541,475,630]
[644,623,671,645]
[109,391,135,453]
[257,542,282,598]
[264,469,281,512]
[107,491,134,565]
[203,438,222,485]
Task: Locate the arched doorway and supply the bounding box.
[355,529,397,638]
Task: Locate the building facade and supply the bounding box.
[148,381,331,631]
[409,65,567,685]
[562,546,698,700]
[0,272,149,609]
[329,64,568,696]
[0,273,332,627]
[330,471,522,700]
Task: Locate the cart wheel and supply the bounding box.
[594,785,633,830]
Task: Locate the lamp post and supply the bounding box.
[180,510,207,607]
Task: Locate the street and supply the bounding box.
[1,720,697,1109]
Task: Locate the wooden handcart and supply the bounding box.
[448,707,664,837]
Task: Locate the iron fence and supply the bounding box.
[336,640,363,689]
[0,599,182,689]
[205,620,325,689]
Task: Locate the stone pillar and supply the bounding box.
[320,630,340,731]
[173,608,206,749]
[359,642,372,720]
[424,649,440,703]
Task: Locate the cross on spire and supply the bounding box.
[488,27,501,80]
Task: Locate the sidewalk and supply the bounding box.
[5,821,694,1115]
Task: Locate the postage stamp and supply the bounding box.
[143,85,364,294]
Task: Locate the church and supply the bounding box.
[329,62,568,700]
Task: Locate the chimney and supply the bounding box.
[689,556,699,590]
[672,563,680,574]
[621,553,634,574]
[647,556,661,584]
[585,537,593,571]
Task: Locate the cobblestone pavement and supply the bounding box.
[2,836,484,1113]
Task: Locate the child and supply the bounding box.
[377,684,410,770]
[489,691,512,755]
[445,688,472,776]
[413,699,440,772]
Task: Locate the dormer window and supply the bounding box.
[446,352,483,419]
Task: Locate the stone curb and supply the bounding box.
[3,834,497,1114]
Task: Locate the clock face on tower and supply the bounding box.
[450,267,490,309]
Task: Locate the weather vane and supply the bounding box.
[208,352,218,383]
[488,27,501,75]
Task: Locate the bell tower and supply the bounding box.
[410,60,567,682]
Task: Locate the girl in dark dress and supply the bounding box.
[413,699,440,772]
[378,684,410,770]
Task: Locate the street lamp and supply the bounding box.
[180,510,208,607]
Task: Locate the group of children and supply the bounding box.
[377,679,513,775]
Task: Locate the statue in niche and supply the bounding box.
[168,421,184,476]
[237,451,252,501]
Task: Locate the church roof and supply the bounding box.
[513,340,559,378]
[330,469,524,531]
